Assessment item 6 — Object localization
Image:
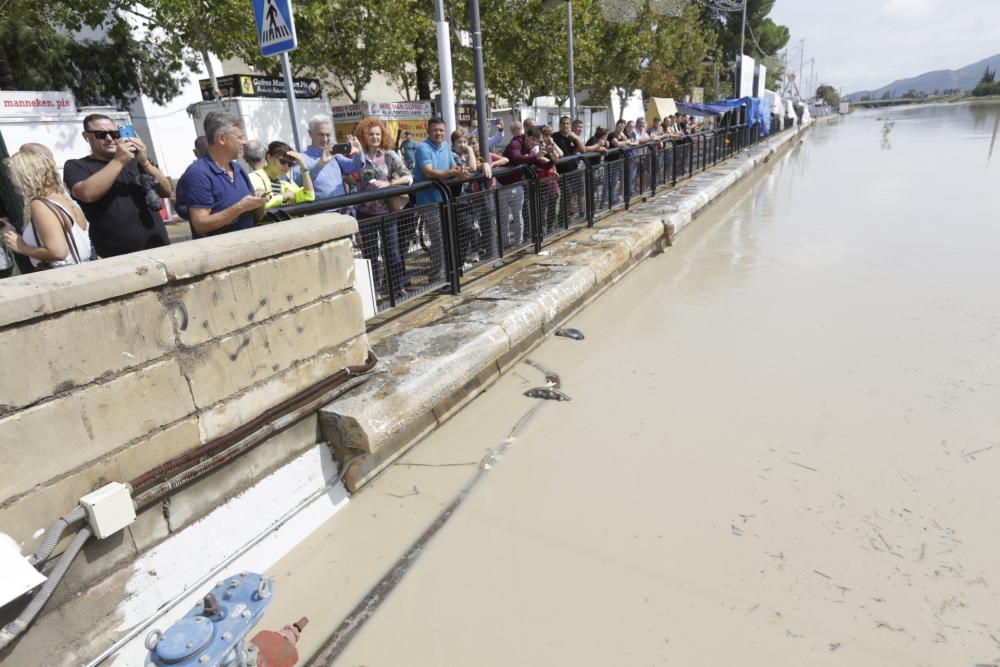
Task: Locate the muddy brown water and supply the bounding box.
[279,102,1000,666]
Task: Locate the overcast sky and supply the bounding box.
[768,0,1000,93]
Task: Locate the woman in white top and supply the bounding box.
[1,149,92,269]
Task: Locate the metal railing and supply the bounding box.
[263,122,781,317]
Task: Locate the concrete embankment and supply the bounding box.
[0,215,367,665]
[322,122,812,493]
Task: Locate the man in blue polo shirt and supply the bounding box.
[413,116,467,282]
[176,111,268,238]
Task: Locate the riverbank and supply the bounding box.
[322,121,814,493]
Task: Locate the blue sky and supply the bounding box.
[769,0,1000,93]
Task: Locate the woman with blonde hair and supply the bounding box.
[1,150,93,269]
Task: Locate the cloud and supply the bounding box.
[769,0,999,92]
[876,0,942,22]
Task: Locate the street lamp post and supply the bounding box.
[468,0,491,158]
[566,1,577,120]
[434,0,457,132]
[543,0,576,121]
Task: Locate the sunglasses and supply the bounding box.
[278,158,295,167]
[87,130,120,140]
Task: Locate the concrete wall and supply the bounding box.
[0,214,368,663]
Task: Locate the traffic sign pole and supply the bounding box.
[280,53,302,151]
[253,0,301,149]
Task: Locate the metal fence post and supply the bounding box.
[670,141,678,186]
[584,156,595,227]
[606,156,613,210]
[378,217,398,309]
[624,151,632,210]
[432,183,461,294]
[524,167,543,254]
[493,186,504,258]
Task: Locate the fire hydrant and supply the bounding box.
[145,573,307,667]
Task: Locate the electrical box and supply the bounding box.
[80,482,136,539]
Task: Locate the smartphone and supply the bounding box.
[331,143,351,155]
[118,124,137,139]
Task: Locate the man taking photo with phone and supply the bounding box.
[297,115,364,200]
[64,114,173,257]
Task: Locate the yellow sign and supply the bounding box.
[331,100,433,147]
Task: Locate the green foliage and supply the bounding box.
[814,83,839,108]
[981,67,996,84]
[293,0,422,103]
[703,0,788,63]
[0,0,196,107]
[972,81,1000,97]
[639,4,716,100]
[478,0,571,106]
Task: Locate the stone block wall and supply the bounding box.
[0,214,367,611]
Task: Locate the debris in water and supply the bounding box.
[524,387,571,401]
[386,485,420,499]
[555,327,585,340]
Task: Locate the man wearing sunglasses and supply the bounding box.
[63,114,172,257]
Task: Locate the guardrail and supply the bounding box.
[264,122,779,316]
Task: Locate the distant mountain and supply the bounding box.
[847,53,1000,101]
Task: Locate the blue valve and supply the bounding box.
[146,572,273,667]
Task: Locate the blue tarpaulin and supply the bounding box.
[700,97,773,136]
[676,97,774,136]
[675,102,731,116]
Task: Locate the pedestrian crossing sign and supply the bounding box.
[253,0,297,57]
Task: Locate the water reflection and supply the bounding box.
[880,117,895,149]
[988,113,999,162]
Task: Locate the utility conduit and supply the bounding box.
[0,350,378,655]
[129,349,378,493]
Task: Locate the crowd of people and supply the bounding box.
[0,108,712,282]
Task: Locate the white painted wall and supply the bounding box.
[101,445,349,667]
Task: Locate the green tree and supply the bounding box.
[980,66,996,84]
[0,0,196,107]
[699,0,788,93]
[576,0,655,111]
[972,81,1000,97]
[293,0,421,103]
[478,0,572,106]
[639,4,717,100]
[814,83,839,108]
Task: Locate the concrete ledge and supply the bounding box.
[0,214,357,330]
[321,125,809,492]
[0,254,168,329]
[136,213,358,281]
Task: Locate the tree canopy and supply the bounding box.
[0,0,788,110]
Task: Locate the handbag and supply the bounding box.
[33,198,83,270]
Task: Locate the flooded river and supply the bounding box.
[283,102,1000,666]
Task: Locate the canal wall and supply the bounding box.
[322,121,813,493]
[0,214,368,665]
